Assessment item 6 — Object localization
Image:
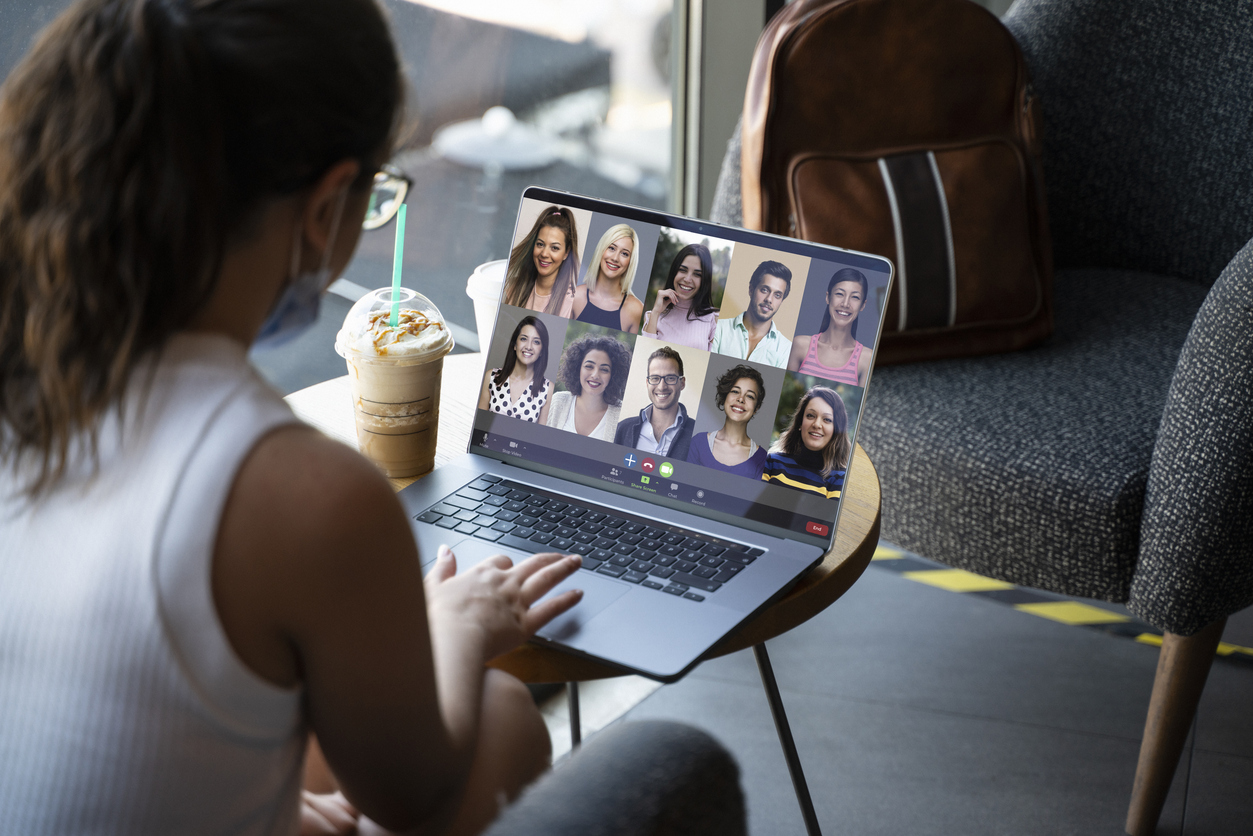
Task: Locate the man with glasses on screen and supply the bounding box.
[711,260,792,368]
[614,346,695,459]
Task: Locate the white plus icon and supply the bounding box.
[624,454,637,468]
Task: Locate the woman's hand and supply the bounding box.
[424,545,583,662]
[653,288,678,316]
[300,791,359,836]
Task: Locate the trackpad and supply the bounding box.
[535,571,630,641]
[440,539,630,640]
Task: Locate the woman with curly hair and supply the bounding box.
[762,387,851,499]
[544,333,631,441]
[641,243,718,350]
[686,365,769,480]
[503,205,579,317]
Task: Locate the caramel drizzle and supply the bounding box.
[365,309,445,355]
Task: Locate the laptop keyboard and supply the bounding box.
[414,475,764,603]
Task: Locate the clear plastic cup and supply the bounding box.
[334,288,454,478]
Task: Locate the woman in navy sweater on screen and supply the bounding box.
[0,1,583,834]
[762,387,851,500]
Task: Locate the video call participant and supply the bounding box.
[573,224,643,333]
[503,205,579,317]
[685,365,768,479]
[711,260,793,367]
[788,267,872,386]
[478,316,554,423]
[613,346,696,458]
[546,333,630,442]
[641,243,718,350]
[762,387,851,499]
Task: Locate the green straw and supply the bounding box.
[389,202,407,327]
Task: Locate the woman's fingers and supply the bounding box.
[523,588,585,635]
[426,545,457,584]
[518,553,583,606]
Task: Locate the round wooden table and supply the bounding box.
[287,351,881,836]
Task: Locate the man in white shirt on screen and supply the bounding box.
[711,260,792,368]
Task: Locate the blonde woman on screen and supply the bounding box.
[572,223,643,333]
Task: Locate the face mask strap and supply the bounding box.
[289,184,351,284]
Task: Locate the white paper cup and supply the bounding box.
[466,259,506,353]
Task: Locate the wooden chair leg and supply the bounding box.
[1125,617,1226,836]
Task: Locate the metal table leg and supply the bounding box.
[755,643,821,836]
[567,681,581,749]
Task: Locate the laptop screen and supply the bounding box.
[469,187,892,548]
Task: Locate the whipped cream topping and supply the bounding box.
[341,308,449,357]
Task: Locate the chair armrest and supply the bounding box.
[483,720,746,836]
[1131,239,1253,634]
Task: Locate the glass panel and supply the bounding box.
[335,0,678,363]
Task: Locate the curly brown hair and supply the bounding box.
[714,365,765,415]
[557,333,630,406]
[0,0,403,495]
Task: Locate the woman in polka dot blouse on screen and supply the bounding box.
[478,315,554,423]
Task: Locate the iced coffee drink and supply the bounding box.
[335,288,454,477]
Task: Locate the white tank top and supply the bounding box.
[0,333,306,835]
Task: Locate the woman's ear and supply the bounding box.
[300,158,362,251]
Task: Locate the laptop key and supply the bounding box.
[663,534,685,545]
[580,523,604,536]
[611,543,637,555]
[454,510,477,522]
[480,474,502,483]
[619,534,642,545]
[551,537,575,550]
[416,511,443,524]
[435,517,459,529]
[473,514,498,526]
[446,496,481,512]
[581,558,603,571]
[649,566,675,579]
[532,533,555,544]
[701,544,727,556]
[455,488,489,502]
[514,527,537,539]
[474,529,503,543]
[661,585,685,596]
[693,566,717,579]
[573,532,597,544]
[674,560,697,573]
[622,571,647,584]
[454,522,479,535]
[583,512,605,523]
[635,549,658,562]
[507,490,531,500]
[547,502,568,513]
[494,510,519,522]
[592,537,617,550]
[499,534,538,552]
[504,500,528,512]
[518,515,540,527]
[610,555,634,567]
[641,539,662,551]
[670,572,721,593]
[483,496,508,507]
[701,555,725,568]
[713,566,743,583]
[468,480,495,491]
[491,521,516,533]
[682,592,706,602]
[487,485,512,496]
[564,507,587,518]
[641,580,665,590]
[621,523,644,534]
[534,522,557,533]
[747,547,766,557]
[556,526,577,538]
[725,552,757,565]
[432,503,458,516]
[631,560,653,573]
[654,555,676,566]
[597,564,627,578]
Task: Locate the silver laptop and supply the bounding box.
[399,186,893,682]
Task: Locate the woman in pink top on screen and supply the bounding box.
[787,267,874,386]
[641,243,718,350]
[502,206,579,317]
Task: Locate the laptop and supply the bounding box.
[398,186,893,682]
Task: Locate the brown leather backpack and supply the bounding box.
[741,0,1053,364]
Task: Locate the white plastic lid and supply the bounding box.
[335,287,454,364]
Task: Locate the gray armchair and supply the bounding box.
[711,0,1253,833]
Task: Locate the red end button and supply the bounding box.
[805,521,830,537]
